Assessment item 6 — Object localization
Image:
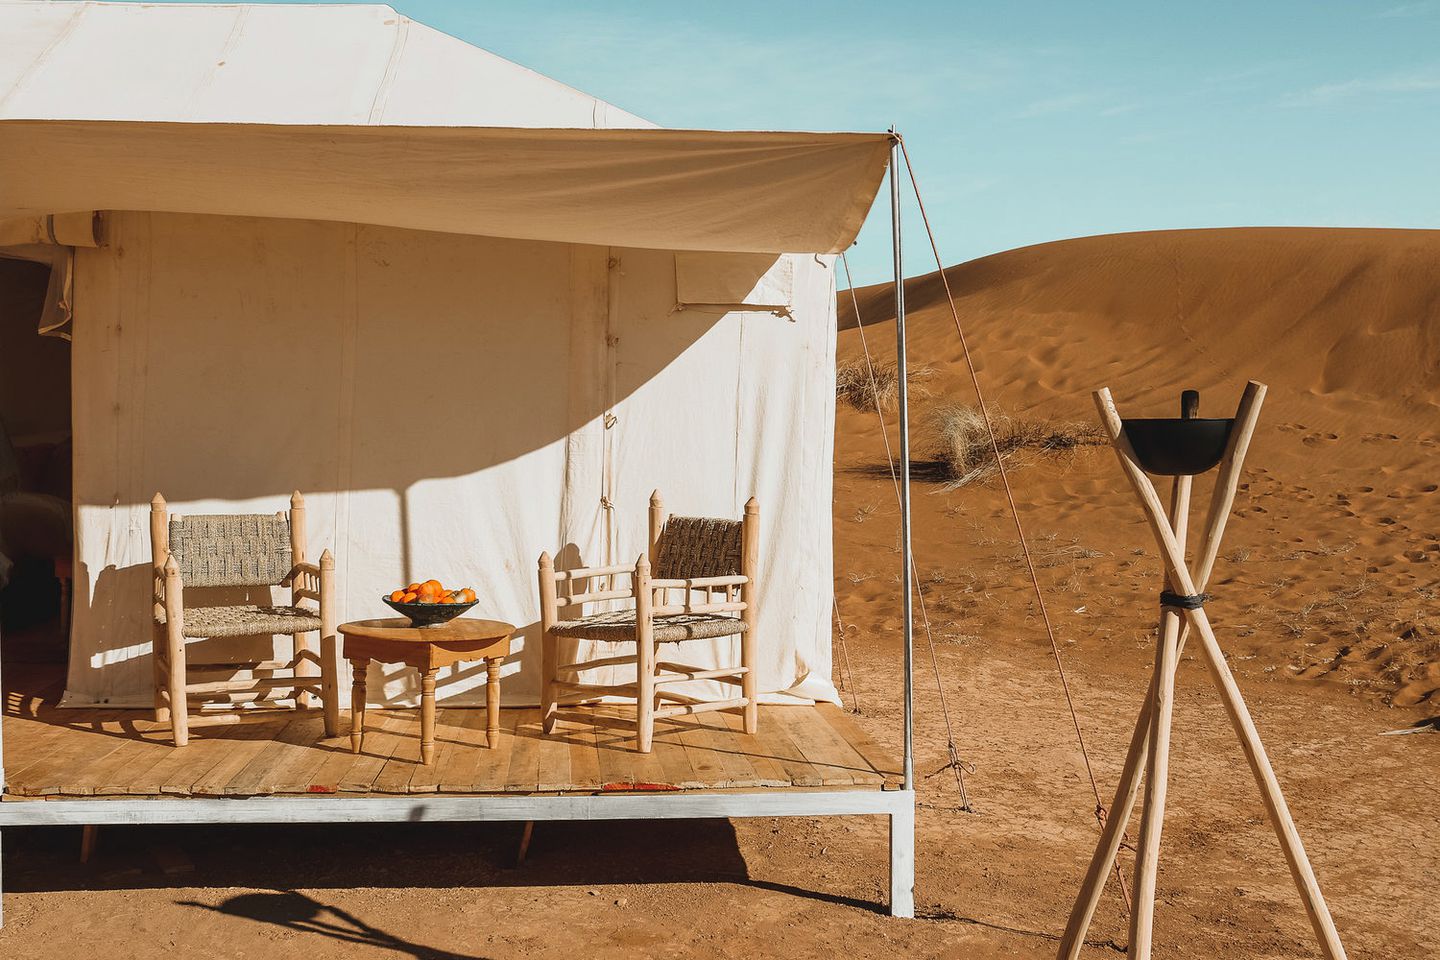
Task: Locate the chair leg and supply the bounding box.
[165,619,188,747]
[741,636,758,735]
[151,623,170,724]
[319,628,341,738]
[541,631,558,734]
[636,638,656,754]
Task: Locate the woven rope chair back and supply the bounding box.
[168,513,292,588]
[654,515,743,580]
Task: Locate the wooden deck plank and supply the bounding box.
[673,715,731,787]
[414,708,485,794]
[190,719,293,795]
[0,714,92,777]
[534,713,574,792]
[554,715,603,791]
[503,711,544,793]
[772,707,876,785]
[337,712,411,793]
[815,704,901,783]
[748,710,827,787]
[693,713,766,789]
[437,711,518,794]
[171,719,299,795]
[2,700,893,799]
[718,711,790,788]
[37,726,145,796]
[461,708,522,793]
[371,711,431,794]
[224,718,323,796]
[651,718,704,789]
[260,718,334,793]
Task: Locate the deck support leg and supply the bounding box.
[888,797,915,918]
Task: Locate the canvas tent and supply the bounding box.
[0,1,893,711]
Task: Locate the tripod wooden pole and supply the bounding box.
[1126,392,1198,960]
[1094,385,1347,960]
[1057,384,1265,960]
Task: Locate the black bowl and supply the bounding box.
[382,596,478,627]
[1122,418,1234,476]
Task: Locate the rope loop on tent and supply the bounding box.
[893,135,1132,913]
[840,252,974,814]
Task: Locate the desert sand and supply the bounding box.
[2,226,1436,958]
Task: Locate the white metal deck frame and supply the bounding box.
[0,133,920,923]
[0,790,917,921]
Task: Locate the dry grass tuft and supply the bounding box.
[929,402,1106,487]
[835,358,934,412]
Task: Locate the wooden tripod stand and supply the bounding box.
[1056,381,1347,960]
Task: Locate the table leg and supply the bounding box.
[349,658,368,755]
[486,658,502,748]
[420,668,439,765]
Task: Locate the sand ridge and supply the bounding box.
[836,226,1440,707]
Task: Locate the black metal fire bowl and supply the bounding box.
[1121,417,1234,476]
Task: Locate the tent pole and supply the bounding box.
[890,131,914,792]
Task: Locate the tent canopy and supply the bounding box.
[0,121,892,255]
[0,1,892,255]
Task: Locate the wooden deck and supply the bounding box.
[1,679,897,800]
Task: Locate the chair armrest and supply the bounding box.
[649,574,750,615]
[280,561,321,587]
[549,562,637,583]
[651,575,748,590]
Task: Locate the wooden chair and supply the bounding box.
[149,491,340,746]
[537,491,758,752]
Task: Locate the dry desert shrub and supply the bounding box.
[835,358,934,411]
[929,402,1106,487]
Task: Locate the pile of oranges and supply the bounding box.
[389,580,476,605]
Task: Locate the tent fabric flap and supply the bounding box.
[0,121,892,255]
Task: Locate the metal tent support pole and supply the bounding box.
[889,127,917,921]
[890,132,914,792]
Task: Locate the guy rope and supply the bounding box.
[840,252,975,813]
[846,135,1134,910]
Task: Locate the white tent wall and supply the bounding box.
[64,210,838,710]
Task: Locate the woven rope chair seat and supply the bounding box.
[551,610,747,643]
[160,604,321,639]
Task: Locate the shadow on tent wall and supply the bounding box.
[61,211,812,710]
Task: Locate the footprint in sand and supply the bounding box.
[1361,433,1400,443]
[1302,431,1340,446]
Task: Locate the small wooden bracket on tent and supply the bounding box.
[1055,381,1348,960]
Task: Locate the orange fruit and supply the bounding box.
[402,591,418,603]
[406,582,422,593]
[389,590,406,602]
[460,588,476,603]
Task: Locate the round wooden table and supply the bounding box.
[339,617,514,765]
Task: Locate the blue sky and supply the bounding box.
[175,1,1440,284]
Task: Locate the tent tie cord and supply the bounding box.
[1160,591,1211,610]
[831,597,863,714]
[840,252,974,815]
[895,135,1132,914]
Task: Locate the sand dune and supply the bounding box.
[834,227,1440,706]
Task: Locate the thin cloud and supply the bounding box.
[1015,92,1094,119]
[1371,2,1438,18]
[1282,67,1440,106]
